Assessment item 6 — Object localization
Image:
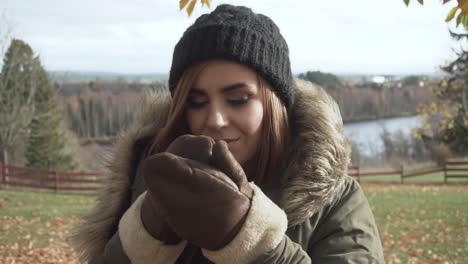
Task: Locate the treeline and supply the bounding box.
[329,84,433,122]
[57,80,167,138]
[62,93,134,138]
[57,75,435,138]
[61,93,147,138]
[298,71,434,122]
[56,78,167,96]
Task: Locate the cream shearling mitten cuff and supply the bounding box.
[118,191,187,264]
[202,183,288,263]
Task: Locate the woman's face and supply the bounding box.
[185,60,264,165]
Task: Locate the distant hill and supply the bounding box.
[48,71,168,82]
[298,71,343,89]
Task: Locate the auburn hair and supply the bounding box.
[148,62,290,187]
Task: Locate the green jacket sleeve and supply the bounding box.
[255,177,384,263]
[87,164,144,264]
[307,177,384,263]
[255,234,312,263]
[88,167,145,264]
[89,232,131,264]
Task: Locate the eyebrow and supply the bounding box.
[190,83,248,94]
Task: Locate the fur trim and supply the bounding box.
[119,191,187,264]
[279,79,350,226]
[72,79,351,261]
[71,92,172,263]
[202,183,287,263]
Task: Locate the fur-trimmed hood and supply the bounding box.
[72,79,351,262]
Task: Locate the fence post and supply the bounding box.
[1,163,4,187]
[54,171,59,193]
[357,165,361,183]
[443,162,447,184]
[400,163,404,184]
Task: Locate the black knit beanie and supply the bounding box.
[169,4,294,110]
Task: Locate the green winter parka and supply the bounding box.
[72,79,384,263]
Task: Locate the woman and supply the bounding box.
[73,4,384,263]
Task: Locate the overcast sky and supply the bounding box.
[1,0,463,75]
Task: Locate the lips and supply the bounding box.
[215,137,240,144]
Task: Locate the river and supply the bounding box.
[343,115,423,156]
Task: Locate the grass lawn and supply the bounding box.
[0,189,93,263]
[362,183,468,263]
[1,185,467,263]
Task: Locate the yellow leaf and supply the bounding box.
[412,130,422,140]
[200,0,211,8]
[458,0,468,13]
[448,120,454,129]
[446,6,459,22]
[440,79,448,87]
[180,0,190,10]
[444,110,452,118]
[464,12,468,27]
[456,12,464,26]
[187,0,197,16]
[463,119,468,126]
[430,102,437,113]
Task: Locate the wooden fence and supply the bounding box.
[1,159,467,194]
[0,163,103,193]
[349,160,468,184]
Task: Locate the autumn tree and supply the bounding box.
[405,0,468,28]
[414,30,468,154]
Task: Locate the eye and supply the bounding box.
[227,94,251,106]
[187,96,208,109]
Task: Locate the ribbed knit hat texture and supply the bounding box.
[169,4,294,109]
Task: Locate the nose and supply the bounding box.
[206,104,228,129]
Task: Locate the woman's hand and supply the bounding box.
[140,192,181,244]
[143,135,253,250]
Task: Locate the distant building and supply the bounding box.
[371,76,386,84]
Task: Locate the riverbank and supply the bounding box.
[343,112,418,124]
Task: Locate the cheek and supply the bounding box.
[239,100,263,138]
[186,109,205,134]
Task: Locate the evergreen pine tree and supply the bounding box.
[25,58,77,171]
[0,39,39,165]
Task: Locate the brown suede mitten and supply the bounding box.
[143,135,253,250]
[139,135,216,245]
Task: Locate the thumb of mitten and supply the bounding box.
[166,134,214,164]
[211,141,253,199]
